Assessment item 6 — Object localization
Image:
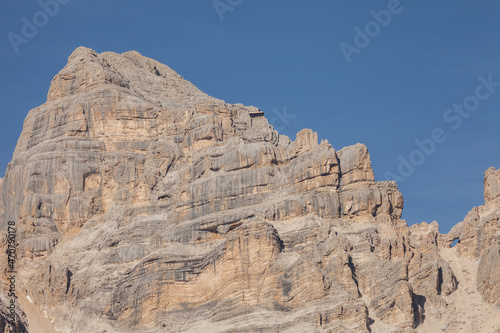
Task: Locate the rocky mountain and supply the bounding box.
[0,47,498,333]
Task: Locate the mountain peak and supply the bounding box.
[67,46,99,62]
[47,47,214,109]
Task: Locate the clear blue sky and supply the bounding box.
[1,1,500,233]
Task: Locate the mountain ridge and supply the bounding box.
[0,47,498,333]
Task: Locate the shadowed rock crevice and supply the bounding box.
[412,294,426,328]
[65,269,73,295]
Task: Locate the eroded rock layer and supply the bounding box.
[0,47,498,333]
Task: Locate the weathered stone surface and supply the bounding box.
[337,143,375,186]
[484,167,500,204]
[0,47,498,333]
[477,246,500,305]
[0,294,28,333]
[408,221,458,301]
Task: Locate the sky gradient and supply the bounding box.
[1,1,500,233]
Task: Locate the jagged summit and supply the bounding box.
[0,48,498,333]
[12,46,284,164]
[47,46,216,108]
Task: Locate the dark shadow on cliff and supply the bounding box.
[412,294,426,328]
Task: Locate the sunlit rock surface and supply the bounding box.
[0,47,498,333]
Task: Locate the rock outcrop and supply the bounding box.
[484,167,500,204]
[477,246,500,305]
[0,47,498,333]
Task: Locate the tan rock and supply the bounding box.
[484,167,500,204]
[0,47,498,333]
[337,143,375,186]
[477,245,500,305]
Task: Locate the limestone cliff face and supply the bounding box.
[0,47,498,333]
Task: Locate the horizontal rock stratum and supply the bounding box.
[0,47,499,333]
